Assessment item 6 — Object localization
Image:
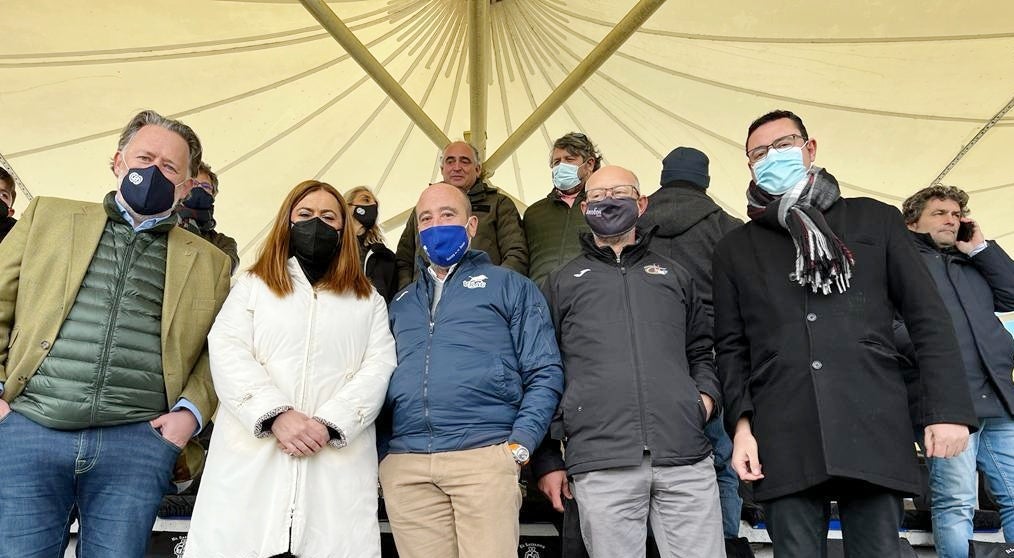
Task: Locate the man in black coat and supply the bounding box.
[902,185,1014,558]
[713,109,977,558]
[640,147,745,542]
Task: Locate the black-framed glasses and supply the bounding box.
[746,134,807,164]
[585,185,639,202]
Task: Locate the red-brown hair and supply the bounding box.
[250,180,372,299]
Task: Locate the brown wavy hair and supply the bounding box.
[902,184,969,225]
[250,180,372,299]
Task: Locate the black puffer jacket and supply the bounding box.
[639,182,742,319]
[533,231,720,476]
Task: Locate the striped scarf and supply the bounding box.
[747,167,855,294]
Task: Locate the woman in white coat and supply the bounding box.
[184,180,397,558]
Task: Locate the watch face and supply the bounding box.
[513,446,530,463]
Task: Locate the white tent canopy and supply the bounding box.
[3,0,1013,265]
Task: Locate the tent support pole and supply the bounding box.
[299,0,450,149]
[484,0,666,172]
[467,0,489,159]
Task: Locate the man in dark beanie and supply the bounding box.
[641,147,742,320]
[640,147,745,544]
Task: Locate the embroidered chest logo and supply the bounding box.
[643,263,668,275]
[462,274,487,289]
[128,171,144,185]
[573,268,591,278]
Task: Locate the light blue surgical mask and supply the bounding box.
[752,146,808,195]
[552,163,582,190]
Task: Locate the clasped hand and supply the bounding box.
[272,410,330,457]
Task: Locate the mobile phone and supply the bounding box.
[957,221,974,243]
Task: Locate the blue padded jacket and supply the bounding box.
[384,250,563,455]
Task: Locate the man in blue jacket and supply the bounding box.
[903,185,1014,558]
[381,182,564,558]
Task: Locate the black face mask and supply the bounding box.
[183,187,215,210]
[0,200,15,240]
[178,188,216,230]
[290,217,341,272]
[351,204,378,231]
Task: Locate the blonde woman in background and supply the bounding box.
[345,186,397,302]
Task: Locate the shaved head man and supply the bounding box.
[394,142,528,287]
[381,181,562,558]
[534,164,725,558]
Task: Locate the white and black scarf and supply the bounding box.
[747,166,855,294]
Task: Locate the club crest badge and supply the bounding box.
[462,274,487,289]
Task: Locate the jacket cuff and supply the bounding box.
[254,406,293,438]
[312,416,348,449]
[171,398,204,436]
[509,429,539,455]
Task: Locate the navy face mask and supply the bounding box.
[119,165,178,216]
[179,188,216,229]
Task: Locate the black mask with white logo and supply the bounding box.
[351,204,378,231]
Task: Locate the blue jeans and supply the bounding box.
[928,417,1014,558]
[0,411,180,558]
[705,410,743,538]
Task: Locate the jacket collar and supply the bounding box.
[103,191,178,234]
[415,249,492,286]
[466,180,495,199]
[909,229,966,260]
[546,187,586,205]
[579,226,656,266]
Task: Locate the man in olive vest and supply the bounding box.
[0,110,231,558]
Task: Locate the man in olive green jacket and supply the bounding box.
[0,110,231,558]
[523,132,600,287]
[395,141,528,288]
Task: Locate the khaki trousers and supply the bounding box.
[380,443,522,558]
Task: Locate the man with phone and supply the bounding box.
[903,185,1014,558]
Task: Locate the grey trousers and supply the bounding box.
[572,454,725,558]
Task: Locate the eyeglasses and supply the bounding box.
[746,134,808,164]
[585,185,639,202]
[193,181,215,193]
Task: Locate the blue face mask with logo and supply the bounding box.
[420,224,469,267]
[552,163,581,190]
[119,165,179,215]
[752,146,808,195]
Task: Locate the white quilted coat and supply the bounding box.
[184,261,397,558]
